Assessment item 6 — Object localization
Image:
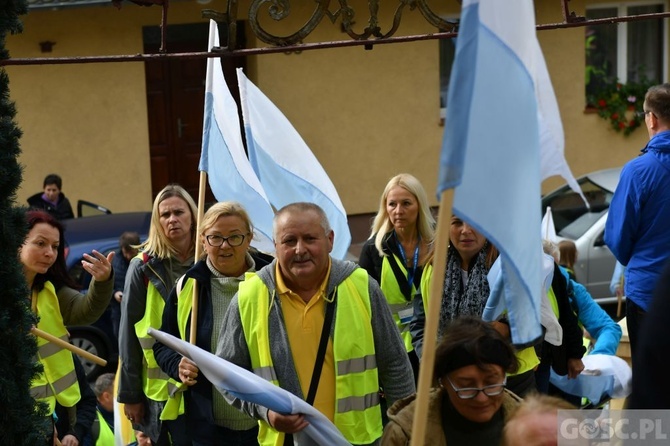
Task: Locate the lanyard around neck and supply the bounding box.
[395,231,420,290]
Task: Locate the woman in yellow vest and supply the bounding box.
[20,210,115,444]
[411,216,540,397]
[118,184,197,445]
[359,173,435,381]
[153,202,272,445]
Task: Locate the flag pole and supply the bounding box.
[410,188,453,446]
[189,171,207,345]
[31,327,107,367]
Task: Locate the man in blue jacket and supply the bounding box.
[605,83,670,365]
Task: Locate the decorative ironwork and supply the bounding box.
[224,0,459,49]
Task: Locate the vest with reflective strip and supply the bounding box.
[239,269,382,446]
[133,258,180,402]
[161,276,194,420]
[94,410,115,446]
[420,273,539,375]
[31,282,81,414]
[380,257,432,352]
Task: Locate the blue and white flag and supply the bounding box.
[199,20,275,254]
[438,0,546,345]
[148,328,350,446]
[237,68,352,259]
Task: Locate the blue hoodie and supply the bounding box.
[605,130,670,311]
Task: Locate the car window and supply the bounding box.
[542,178,614,239]
[68,247,117,290]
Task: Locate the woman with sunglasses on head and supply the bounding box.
[20,210,114,445]
[118,184,198,446]
[153,202,272,446]
[382,316,521,446]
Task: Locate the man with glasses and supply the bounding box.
[605,83,670,367]
[382,316,522,445]
[216,202,414,446]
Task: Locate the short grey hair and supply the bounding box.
[93,373,115,397]
[272,202,331,239]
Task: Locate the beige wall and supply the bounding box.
[5,0,660,216]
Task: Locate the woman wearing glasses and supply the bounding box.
[382,317,522,445]
[153,201,272,446]
[118,184,198,445]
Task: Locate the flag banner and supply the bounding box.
[199,20,275,254]
[237,68,352,259]
[438,0,544,345]
[114,361,136,446]
[147,328,350,446]
[550,354,632,403]
[541,206,558,242]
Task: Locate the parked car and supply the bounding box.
[542,167,622,306]
[63,210,151,378]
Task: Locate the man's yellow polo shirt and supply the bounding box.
[275,261,336,422]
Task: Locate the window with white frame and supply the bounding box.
[585,2,667,103]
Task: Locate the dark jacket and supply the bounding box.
[27,192,75,220]
[153,250,272,439]
[539,263,586,375]
[630,258,670,409]
[55,355,97,444]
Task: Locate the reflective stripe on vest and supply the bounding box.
[31,282,81,414]
[134,270,180,402]
[239,269,382,446]
[380,256,431,352]
[94,410,115,446]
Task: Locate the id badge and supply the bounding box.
[398,306,414,325]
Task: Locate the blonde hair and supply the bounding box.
[198,201,254,259]
[370,173,435,256]
[502,394,576,446]
[138,184,198,259]
[542,239,560,263]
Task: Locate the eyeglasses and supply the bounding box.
[443,375,507,399]
[635,110,652,119]
[205,233,248,247]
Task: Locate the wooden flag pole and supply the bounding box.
[31,327,107,367]
[409,189,453,446]
[189,171,208,345]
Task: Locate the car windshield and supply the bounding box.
[542,177,614,240]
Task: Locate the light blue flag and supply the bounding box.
[148,328,350,446]
[199,20,275,254]
[236,68,352,259]
[438,0,545,345]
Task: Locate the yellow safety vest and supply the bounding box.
[133,255,180,402]
[421,274,539,375]
[380,257,432,352]
[94,410,115,446]
[160,276,195,420]
[239,269,382,446]
[31,282,81,414]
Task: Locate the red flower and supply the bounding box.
[612,113,619,120]
[628,105,635,111]
[630,120,636,126]
[619,122,626,129]
[598,99,607,108]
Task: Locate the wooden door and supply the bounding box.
[143,22,245,205]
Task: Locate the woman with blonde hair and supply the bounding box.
[359,173,435,380]
[153,201,272,445]
[118,184,198,446]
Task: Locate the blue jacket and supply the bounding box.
[605,130,670,311]
[560,267,621,355]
